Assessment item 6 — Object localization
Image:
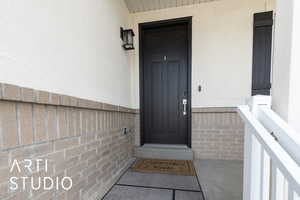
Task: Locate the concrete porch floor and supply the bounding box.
[102,159,243,200]
[195,159,243,200]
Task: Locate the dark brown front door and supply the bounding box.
[140,18,191,146]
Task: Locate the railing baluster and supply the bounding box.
[288,183,300,200]
[250,133,262,199]
[260,149,271,200]
[294,191,300,200]
[243,124,252,200]
[288,186,294,200]
[285,179,289,200]
[271,164,285,200]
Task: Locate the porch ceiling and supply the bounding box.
[124,0,218,13]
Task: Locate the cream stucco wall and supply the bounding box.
[130,0,275,109]
[0,0,132,107]
[0,0,278,110]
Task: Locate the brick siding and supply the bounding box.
[0,83,136,200]
[0,82,245,200]
[192,108,244,160]
[134,108,245,161]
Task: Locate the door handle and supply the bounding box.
[182,99,187,116]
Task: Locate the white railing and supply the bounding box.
[238,96,300,200]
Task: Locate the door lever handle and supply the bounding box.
[182,99,187,116]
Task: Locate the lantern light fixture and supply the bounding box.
[120,27,135,50]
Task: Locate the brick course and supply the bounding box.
[0,83,135,200]
[134,108,244,161]
[33,105,47,143]
[192,108,244,160]
[18,104,34,145]
[0,102,19,149]
[1,84,21,101]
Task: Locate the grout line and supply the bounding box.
[16,103,21,146]
[57,106,60,138]
[45,105,49,141]
[194,164,206,200]
[192,111,236,114]
[100,161,135,200]
[95,110,98,132]
[79,109,82,138]
[172,189,175,200]
[116,184,173,191]
[32,104,36,143]
[115,184,201,193]
[1,134,79,152]
[65,107,69,137]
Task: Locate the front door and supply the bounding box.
[140,18,191,146]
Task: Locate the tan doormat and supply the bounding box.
[132,159,196,176]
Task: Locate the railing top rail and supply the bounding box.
[257,106,300,165]
[238,105,300,192]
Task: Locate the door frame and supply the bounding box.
[139,17,192,148]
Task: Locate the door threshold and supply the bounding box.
[135,144,193,160]
[143,144,189,149]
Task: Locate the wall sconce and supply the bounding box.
[120,27,135,50]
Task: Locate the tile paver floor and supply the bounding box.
[103,162,205,200]
[118,171,200,191]
[104,185,173,200]
[194,159,243,200]
[103,159,243,200]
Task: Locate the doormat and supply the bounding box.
[132,159,196,176]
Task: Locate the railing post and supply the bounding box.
[243,95,272,200]
[248,95,272,116]
[243,123,253,200]
[240,95,300,200]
